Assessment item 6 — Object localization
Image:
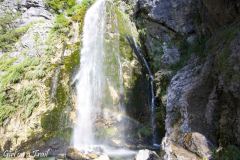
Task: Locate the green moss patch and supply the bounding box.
[115,7,136,61]
[63,45,80,74]
[53,14,71,35]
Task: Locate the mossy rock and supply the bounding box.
[63,48,80,75]
[41,82,68,131]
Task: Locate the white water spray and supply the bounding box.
[73,0,106,149]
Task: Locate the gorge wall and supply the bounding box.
[0,0,240,159]
[130,0,240,159]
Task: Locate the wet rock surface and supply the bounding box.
[66,147,109,160]
[135,149,161,160]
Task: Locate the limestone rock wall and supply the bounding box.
[130,0,240,159]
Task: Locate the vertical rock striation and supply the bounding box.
[130,0,240,159]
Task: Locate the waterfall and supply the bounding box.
[126,36,160,148]
[72,0,156,156]
[73,0,106,149]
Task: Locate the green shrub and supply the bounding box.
[0,85,40,124]
[53,14,71,35]
[0,55,43,123]
[49,0,94,36]
[0,55,41,87]
[0,53,17,71]
[0,105,16,125]
[0,12,19,34]
[25,63,46,80]
[0,25,30,52]
[0,12,29,52]
[0,88,18,125]
[45,0,76,13]
[69,0,95,31]
[18,85,39,118]
[1,66,23,85]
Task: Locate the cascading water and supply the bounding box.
[72,0,158,157]
[126,36,160,148]
[72,1,133,157]
[73,0,106,149]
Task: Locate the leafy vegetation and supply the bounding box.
[53,14,71,35]
[0,84,39,124]
[0,25,30,52]
[18,85,39,118]
[0,10,46,125]
[0,12,30,52]
[45,0,76,13]
[0,12,18,32]
[0,55,42,87]
[0,54,44,124]
[46,0,94,33]
[68,0,95,32]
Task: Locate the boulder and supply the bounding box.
[162,138,200,160]
[183,132,212,158]
[135,149,161,160]
[66,147,97,160]
[66,147,109,160]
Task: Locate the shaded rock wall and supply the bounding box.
[130,0,240,159]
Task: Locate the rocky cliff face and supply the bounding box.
[0,0,146,157]
[0,0,80,155]
[132,0,240,159]
[0,0,240,159]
